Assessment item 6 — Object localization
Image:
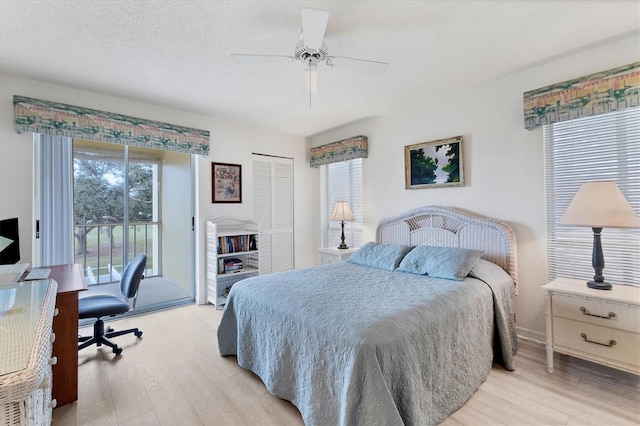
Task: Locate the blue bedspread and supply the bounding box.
[218,260,516,426]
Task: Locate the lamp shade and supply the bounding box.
[559,181,640,228]
[331,201,355,222]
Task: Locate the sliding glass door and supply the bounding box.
[73,142,157,282]
[72,140,193,310]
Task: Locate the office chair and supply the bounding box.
[78,254,146,355]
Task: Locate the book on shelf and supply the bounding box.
[217,234,257,254]
[224,258,243,273]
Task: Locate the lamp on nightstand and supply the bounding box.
[330,201,355,249]
[560,181,640,290]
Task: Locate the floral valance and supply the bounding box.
[309,135,368,167]
[13,95,210,156]
[523,62,640,130]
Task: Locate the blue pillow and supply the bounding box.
[347,242,414,271]
[396,245,484,280]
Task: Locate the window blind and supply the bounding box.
[34,134,74,266]
[544,107,640,287]
[325,158,363,248]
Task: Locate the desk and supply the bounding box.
[0,280,57,425]
[43,264,88,408]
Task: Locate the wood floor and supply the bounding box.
[52,304,639,426]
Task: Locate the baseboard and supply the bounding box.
[515,326,545,345]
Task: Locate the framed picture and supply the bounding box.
[212,162,242,203]
[405,136,464,189]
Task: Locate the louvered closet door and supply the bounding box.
[253,155,294,274]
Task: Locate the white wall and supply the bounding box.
[309,35,640,340]
[0,74,313,304]
[194,120,314,303]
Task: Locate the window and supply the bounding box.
[322,158,363,248]
[544,107,640,286]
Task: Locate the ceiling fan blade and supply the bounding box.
[328,56,389,77]
[301,8,329,50]
[231,54,294,63]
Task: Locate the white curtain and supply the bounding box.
[34,134,74,266]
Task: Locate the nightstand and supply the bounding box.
[542,277,640,375]
[318,247,358,265]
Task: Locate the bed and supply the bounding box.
[217,205,518,426]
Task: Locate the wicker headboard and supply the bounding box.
[376,205,518,290]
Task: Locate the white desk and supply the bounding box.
[0,280,58,425]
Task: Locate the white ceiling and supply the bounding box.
[1,1,639,137]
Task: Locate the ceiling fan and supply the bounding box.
[231,8,389,105]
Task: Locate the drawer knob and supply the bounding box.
[50,399,57,409]
[580,333,616,348]
[54,308,59,317]
[49,356,58,365]
[579,306,615,319]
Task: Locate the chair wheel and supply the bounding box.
[114,347,122,355]
[135,331,143,338]
[107,326,114,333]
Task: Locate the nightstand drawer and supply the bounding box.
[551,293,640,333]
[552,317,640,369]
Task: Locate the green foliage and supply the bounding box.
[73,159,153,225]
[73,158,153,255]
[127,165,154,221]
[410,148,438,185]
[73,159,124,225]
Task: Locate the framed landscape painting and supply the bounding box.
[212,162,242,203]
[405,136,464,189]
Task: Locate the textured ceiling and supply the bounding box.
[1,1,639,137]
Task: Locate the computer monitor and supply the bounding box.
[0,217,20,265]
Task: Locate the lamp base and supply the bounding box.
[337,220,349,249]
[587,280,612,290]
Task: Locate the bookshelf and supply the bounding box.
[206,218,259,309]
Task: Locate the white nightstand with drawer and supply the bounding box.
[318,247,358,265]
[542,277,640,375]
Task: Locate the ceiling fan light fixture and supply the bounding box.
[294,39,328,64]
[231,7,389,105]
[303,60,318,96]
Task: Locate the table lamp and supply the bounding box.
[559,181,640,290]
[330,201,355,249]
